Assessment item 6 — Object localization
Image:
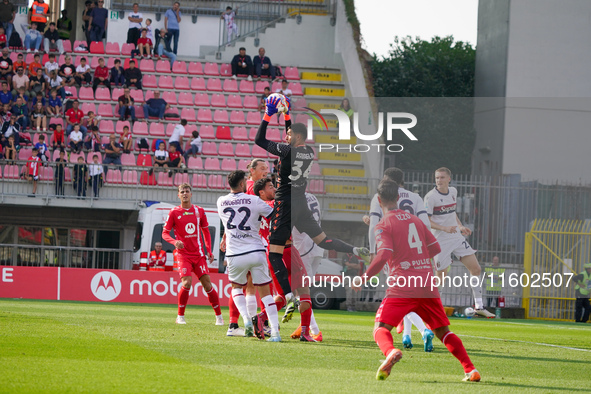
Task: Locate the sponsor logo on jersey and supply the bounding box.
[400,261,411,270]
[90,271,122,301]
[433,203,456,215]
[185,223,196,234]
[183,211,194,216]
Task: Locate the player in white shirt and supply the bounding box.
[217,170,282,341]
[367,168,435,351]
[424,167,495,318]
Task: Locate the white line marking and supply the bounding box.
[57,267,60,301]
[459,334,591,352]
[494,321,591,331]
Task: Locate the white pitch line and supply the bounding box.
[459,335,591,353]
[497,321,591,331]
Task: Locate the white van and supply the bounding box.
[132,202,222,272]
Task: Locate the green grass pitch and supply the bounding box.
[1,300,590,393]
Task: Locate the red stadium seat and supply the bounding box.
[90,57,99,69]
[204,62,219,76]
[74,56,82,67]
[144,90,155,102]
[97,103,113,117]
[123,170,138,184]
[159,75,173,89]
[140,171,157,185]
[191,77,206,91]
[156,60,171,73]
[116,120,131,133]
[64,86,77,99]
[243,95,258,109]
[248,127,258,140]
[204,157,220,170]
[218,142,234,156]
[137,154,153,167]
[230,110,245,124]
[165,123,176,137]
[197,108,212,123]
[246,111,261,125]
[164,107,179,117]
[268,128,281,142]
[143,74,157,88]
[220,63,232,77]
[252,145,269,158]
[149,123,165,137]
[39,167,53,181]
[95,87,110,101]
[235,143,251,157]
[4,164,19,179]
[121,43,135,56]
[216,126,231,140]
[208,175,225,189]
[69,152,84,163]
[99,120,114,133]
[133,121,149,136]
[111,87,124,101]
[18,148,32,161]
[192,174,207,188]
[223,78,238,92]
[80,102,96,114]
[211,93,226,107]
[255,81,270,94]
[213,109,229,123]
[139,59,155,72]
[175,76,190,90]
[174,173,190,187]
[271,81,282,92]
[240,80,255,93]
[130,89,144,103]
[195,93,210,106]
[172,61,188,74]
[157,172,174,187]
[74,40,88,52]
[236,159,250,171]
[284,66,300,80]
[63,40,72,53]
[178,92,193,106]
[106,57,119,68]
[106,169,122,184]
[232,127,248,141]
[79,86,94,100]
[207,78,222,92]
[106,42,120,55]
[162,91,177,105]
[90,41,105,54]
[188,62,203,75]
[199,125,215,139]
[227,94,242,108]
[187,157,203,169]
[290,82,303,96]
[221,158,237,171]
[202,142,217,156]
[32,133,46,145]
[121,153,135,166]
[181,108,196,122]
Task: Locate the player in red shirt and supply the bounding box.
[362,180,480,382]
[246,158,269,195]
[162,183,223,325]
[22,147,41,195]
[137,28,153,59]
[149,242,167,271]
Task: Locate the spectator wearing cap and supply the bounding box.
[126,2,142,46]
[43,22,64,55]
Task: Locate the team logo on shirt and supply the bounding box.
[185,223,196,234]
[400,261,411,270]
[90,271,121,301]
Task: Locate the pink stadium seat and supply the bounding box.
[290,82,303,95]
[121,153,135,166]
[243,95,258,109]
[58,54,66,64]
[178,92,193,106]
[191,77,206,91]
[106,169,122,184]
[95,87,111,101]
[232,127,248,141]
[164,107,179,118]
[235,143,251,157]
[74,56,82,67]
[199,125,215,139]
[195,93,210,106]
[123,170,138,184]
[121,43,134,56]
[107,57,120,68]
[137,154,153,167]
[220,63,232,77]
[221,158,237,171]
[202,142,217,155]
[123,58,132,69]
[204,62,219,76]
[156,60,171,73]
[218,142,234,156]
[140,171,157,185]
[255,81,270,94]
[133,121,149,136]
[111,87,124,101]
[80,102,96,114]
[223,78,238,92]
[64,168,72,182]
[74,40,88,52]
[204,157,220,171]
[252,145,269,158]
[192,173,207,188]
[130,89,144,103]
[175,76,190,90]
[99,120,114,133]
[268,128,281,142]
[246,111,261,125]
[237,159,250,171]
[271,82,282,92]
[165,123,176,137]
[284,66,300,80]
[181,108,196,122]
[208,175,224,189]
[211,93,226,107]
[90,41,105,54]
[293,97,307,109]
[216,126,231,140]
[18,148,32,161]
[187,157,203,170]
[149,123,165,137]
[172,61,188,74]
[143,74,157,88]
[97,103,113,117]
[9,52,17,62]
[32,133,46,145]
[228,110,245,125]
[213,109,229,123]
[197,108,212,123]
[106,42,120,55]
[134,105,145,119]
[64,86,77,99]
[90,57,99,69]
[310,162,321,176]
[188,62,203,75]
[295,114,310,124]
[116,120,131,133]
[207,78,222,92]
[174,173,190,187]
[157,172,174,187]
[248,127,258,140]
[227,94,242,108]
[4,164,19,179]
[162,91,177,105]
[140,59,155,72]
[144,90,154,102]
[79,86,94,100]
[63,40,72,53]
[69,152,84,163]
[240,80,255,93]
[100,136,110,146]
[159,75,173,89]
[39,167,53,181]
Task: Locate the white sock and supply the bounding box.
[310,310,320,335]
[285,292,294,303]
[403,315,412,337]
[231,288,250,326]
[246,294,258,317]
[470,275,484,309]
[261,295,279,334]
[407,312,427,336]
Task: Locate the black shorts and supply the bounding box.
[268,195,323,245]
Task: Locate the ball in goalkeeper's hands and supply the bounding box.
[266,93,288,116]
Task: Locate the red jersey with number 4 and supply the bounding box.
[27,156,40,176]
[370,209,440,298]
[162,205,211,260]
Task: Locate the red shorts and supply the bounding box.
[177,254,209,279]
[375,297,450,330]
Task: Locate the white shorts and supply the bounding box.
[433,236,475,271]
[226,251,271,286]
[301,254,322,277]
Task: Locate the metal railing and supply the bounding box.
[0,243,133,269]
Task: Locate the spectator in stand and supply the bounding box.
[11,96,28,130]
[275,79,292,98]
[11,67,30,97]
[168,118,186,154]
[258,86,271,112]
[34,133,48,162]
[46,88,62,117]
[14,86,27,104]
[339,98,354,119]
[22,146,40,196]
[221,6,238,45]
[154,28,176,68]
[183,129,201,161]
[136,28,152,59]
[124,60,142,90]
[52,123,65,150]
[47,69,66,99]
[82,0,93,47]
[54,149,66,196]
[4,133,16,163]
[0,0,16,42]
[13,53,25,75]
[110,58,124,87]
[152,140,169,174]
[84,125,101,152]
[88,153,103,197]
[43,22,64,55]
[126,3,142,46]
[93,57,110,92]
[28,53,42,78]
[103,133,122,175]
[43,53,59,80]
[2,114,20,146]
[0,47,12,85]
[164,1,181,55]
[0,81,12,106]
[69,124,83,153]
[117,87,136,122]
[145,18,154,43]
[59,55,76,87]
[31,100,47,132]
[85,110,100,130]
[164,143,184,177]
[149,242,166,270]
[230,47,253,81]
[253,47,275,81]
[143,90,168,120]
[73,155,88,198]
[88,0,108,43]
[28,0,49,33]
[29,67,45,95]
[119,124,132,153]
[57,9,72,45]
[0,26,6,49]
[75,56,91,86]
[65,99,86,135]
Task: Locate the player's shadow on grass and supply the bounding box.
[467,350,591,365]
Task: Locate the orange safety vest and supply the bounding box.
[31,1,49,23]
[149,250,166,271]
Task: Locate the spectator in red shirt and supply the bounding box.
[136,28,152,59]
[164,143,185,177]
[92,57,110,92]
[28,53,42,78]
[52,123,65,150]
[65,99,87,136]
[22,147,40,196]
[13,53,26,75]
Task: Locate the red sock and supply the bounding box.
[373,326,396,357]
[275,295,286,311]
[206,287,222,316]
[300,296,312,327]
[441,331,475,373]
[178,285,190,316]
[229,295,240,324]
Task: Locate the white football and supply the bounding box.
[464,307,475,317]
[269,93,287,113]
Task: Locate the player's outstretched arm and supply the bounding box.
[364,248,390,278]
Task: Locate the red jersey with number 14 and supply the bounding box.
[162,205,211,260]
